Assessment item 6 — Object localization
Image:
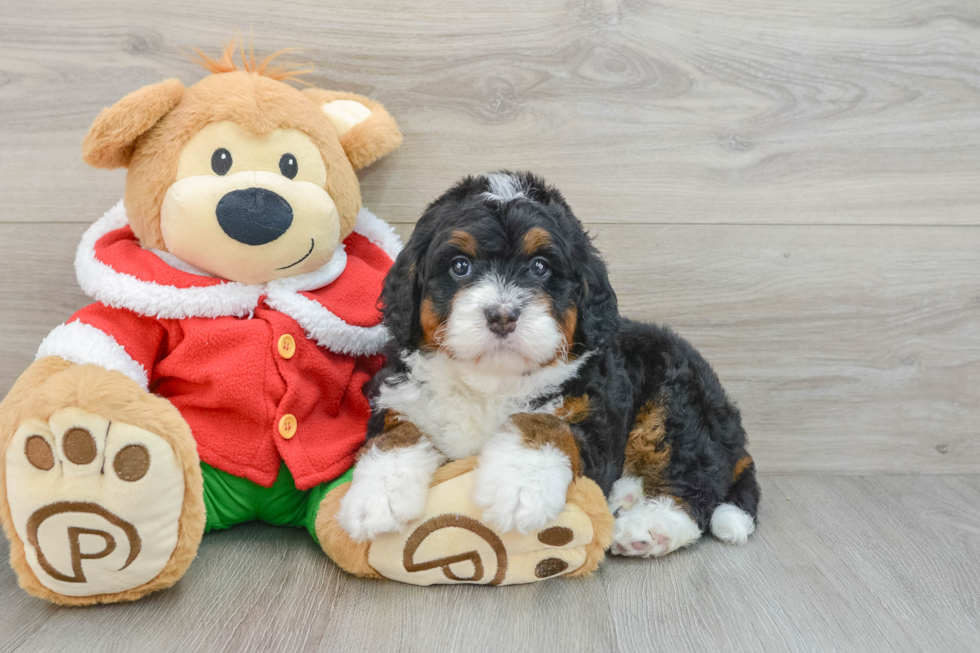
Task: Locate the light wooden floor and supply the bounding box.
[1,476,979,653]
[1,0,979,650]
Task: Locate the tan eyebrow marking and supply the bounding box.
[522,227,552,255]
[447,230,478,256]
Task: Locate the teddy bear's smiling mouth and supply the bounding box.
[275,238,316,270]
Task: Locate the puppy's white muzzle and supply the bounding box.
[443,274,563,373]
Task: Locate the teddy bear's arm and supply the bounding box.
[35,302,171,390]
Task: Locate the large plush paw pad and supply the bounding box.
[610,496,702,558]
[366,468,599,585]
[6,408,185,597]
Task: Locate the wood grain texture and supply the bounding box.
[2,221,976,474]
[1,475,978,652]
[1,0,980,225]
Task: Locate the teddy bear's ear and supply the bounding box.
[302,89,403,171]
[82,79,185,169]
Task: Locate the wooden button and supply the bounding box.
[277,334,296,359]
[278,414,297,439]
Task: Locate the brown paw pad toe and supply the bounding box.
[537,526,574,547]
[535,557,569,578]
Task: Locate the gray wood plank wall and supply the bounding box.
[1,0,977,474]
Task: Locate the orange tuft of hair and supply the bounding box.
[192,39,313,83]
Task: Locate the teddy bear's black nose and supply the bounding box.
[216,188,293,246]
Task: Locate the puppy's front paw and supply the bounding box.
[472,434,573,534]
[336,443,441,542]
[337,481,425,542]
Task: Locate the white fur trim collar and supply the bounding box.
[353,208,403,261]
[37,321,150,388]
[76,202,263,320]
[263,290,391,356]
[75,201,401,356]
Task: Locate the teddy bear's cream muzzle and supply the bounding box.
[160,170,340,285]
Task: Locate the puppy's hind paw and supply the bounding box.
[610,495,701,558]
[607,476,643,516]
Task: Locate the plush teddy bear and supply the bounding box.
[0,44,612,605]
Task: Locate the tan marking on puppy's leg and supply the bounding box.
[622,400,671,498]
[448,230,478,256]
[358,410,422,456]
[511,413,581,477]
[339,411,442,541]
[733,455,754,481]
[555,394,590,424]
[373,418,423,452]
[382,409,405,430]
[522,227,552,255]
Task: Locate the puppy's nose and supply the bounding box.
[485,305,521,336]
[216,187,293,245]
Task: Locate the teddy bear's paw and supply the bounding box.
[363,465,607,586]
[5,407,186,597]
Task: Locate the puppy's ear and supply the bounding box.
[82,79,185,169]
[302,89,403,170]
[576,241,620,351]
[380,237,423,349]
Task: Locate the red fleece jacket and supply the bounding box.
[38,203,400,490]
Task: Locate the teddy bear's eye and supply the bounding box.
[211,148,232,176]
[279,153,298,180]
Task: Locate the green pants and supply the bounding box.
[201,462,353,545]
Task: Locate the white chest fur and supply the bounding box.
[375,351,586,459]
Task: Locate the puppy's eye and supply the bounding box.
[530,257,551,278]
[211,148,232,176]
[279,153,298,179]
[450,256,472,279]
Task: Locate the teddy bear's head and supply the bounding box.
[81,44,402,285]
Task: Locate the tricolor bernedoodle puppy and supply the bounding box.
[338,171,760,557]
